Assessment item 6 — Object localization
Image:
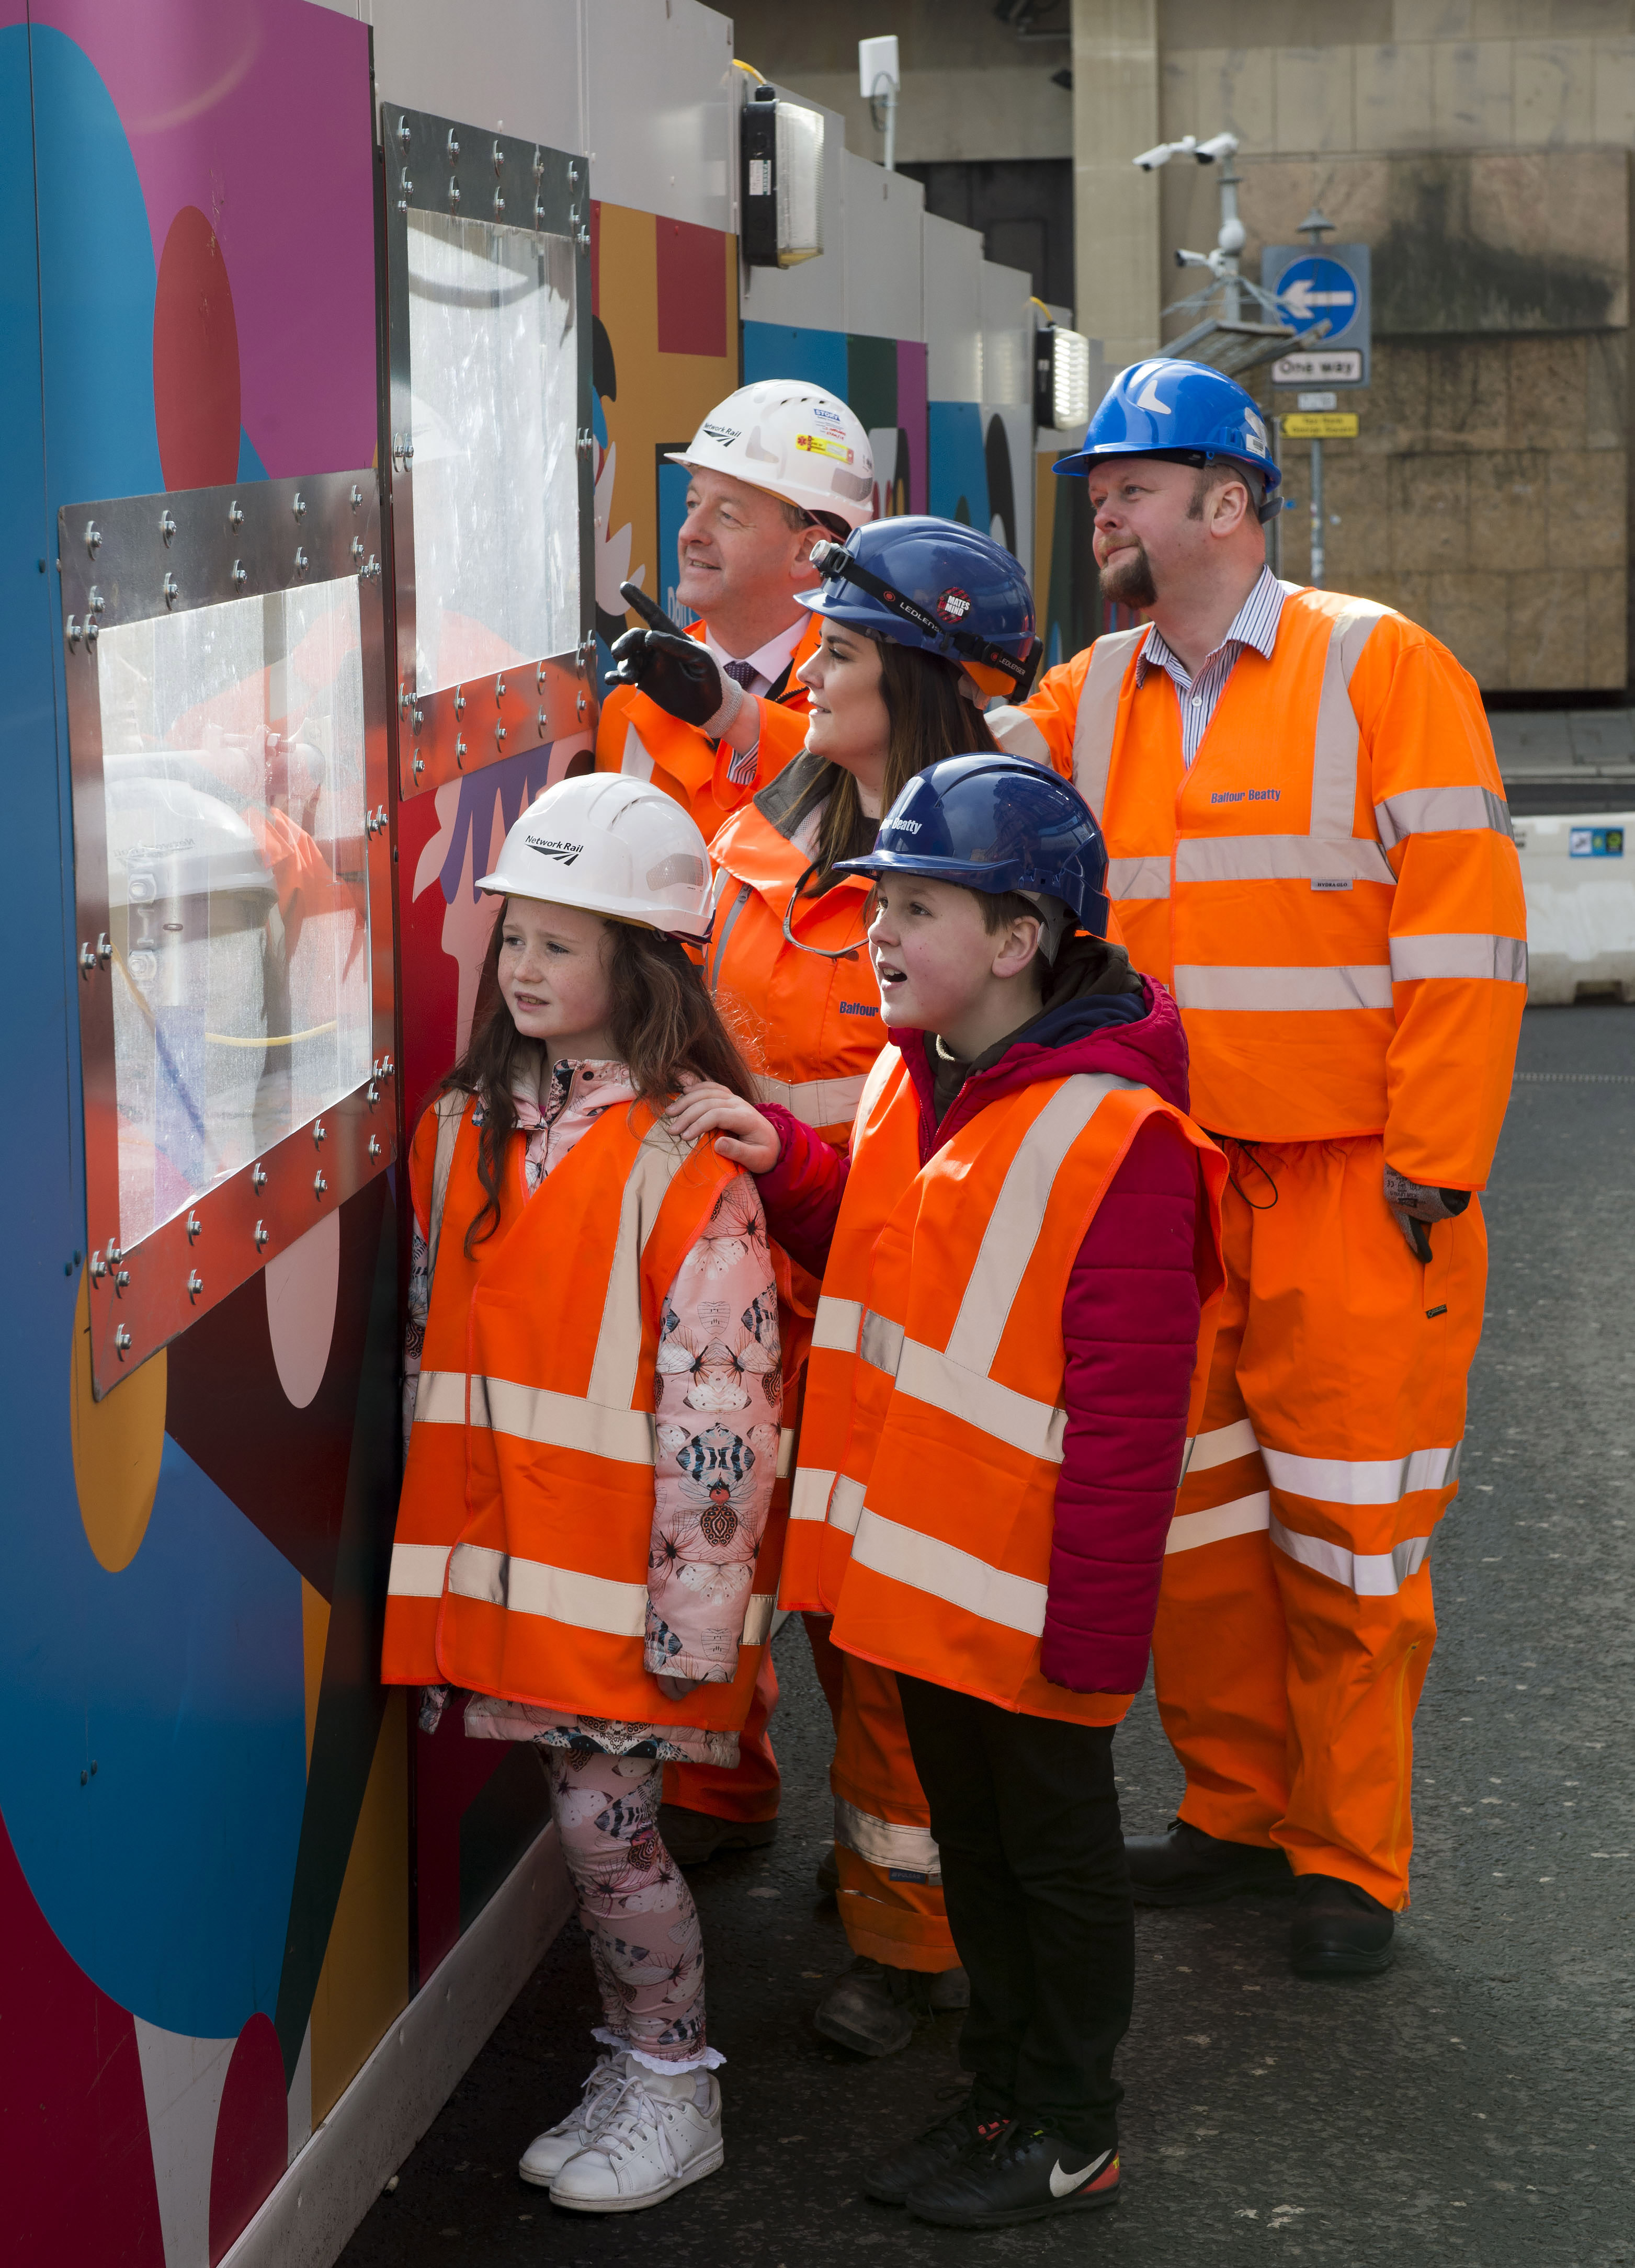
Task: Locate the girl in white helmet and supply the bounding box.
[381,773,783,2214]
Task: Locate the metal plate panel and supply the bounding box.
[57,472,396,1395]
[364,0,586,154]
[381,103,595,801]
[843,155,925,344]
[585,0,735,230]
[923,210,983,400]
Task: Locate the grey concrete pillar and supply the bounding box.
[1070,0,1161,375]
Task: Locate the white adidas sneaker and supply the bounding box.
[518,2051,629,2187]
[548,2062,724,2213]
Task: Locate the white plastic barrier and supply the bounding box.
[1513,811,1635,1004]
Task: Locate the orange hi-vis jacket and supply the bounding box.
[707,751,884,1147]
[784,1049,1227,1725]
[381,1096,782,1731]
[596,615,820,840]
[993,590,1526,1190]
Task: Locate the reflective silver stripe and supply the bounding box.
[790,1465,836,1522]
[618,719,656,783]
[986,704,1053,769]
[1187,1416,1260,1473]
[1389,933,1528,985]
[830,1474,867,1535]
[777,1427,796,1479]
[1374,784,1513,849]
[708,881,752,993]
[811,1295,863,1354]
[1174,963,1394,1012]
[388,1540,449,1597]
[945,1074,1138,1377]
[447,1543,648,1635]
[1166,1491,1271,1554]
[895,1338,1065,1462]
[1270,1516,1432,1598]
[755,1071,872,1129]
[414,1370,471,1426]
[587,1131,694,1411]
[482,1377,657,1464]
[851,1508,1048,1637]
[1070,626,1147,818]
[1261,1442,1462,1506]
[858,1307,905,1375]
[833,1797,942,1881]
[1107,853,1171,899]
[1175,835,1395,887]
[741,1592,777,1647]
[1311,599,1388,835]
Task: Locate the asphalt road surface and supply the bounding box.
[342,1002,1634,2268]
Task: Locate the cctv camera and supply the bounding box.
[1132,143,1174,170]
[1195,130,1240,163]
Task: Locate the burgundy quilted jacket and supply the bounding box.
[756,975,1205,1697]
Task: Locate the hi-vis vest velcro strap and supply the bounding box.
[755,1071,871,1129]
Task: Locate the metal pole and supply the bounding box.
[1309,436,1324,588]
[1219,159,1241,326]
[1267,416,1283,577]
[883,86,896,173]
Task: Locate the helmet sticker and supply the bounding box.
[1242,409,1268,457]
[525,835,582,863]
[810,402,846,431]
[701,420,742,445]
[796,431,854,464]
[935,587,973,623]
[1131,368,1173,415]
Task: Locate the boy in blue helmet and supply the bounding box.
[671,755,1225,2229]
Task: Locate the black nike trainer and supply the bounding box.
[906,2118,1121,2228]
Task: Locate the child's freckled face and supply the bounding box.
[867,877,995,1033]
[496,896,615,1046]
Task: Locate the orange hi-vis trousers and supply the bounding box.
[664,1653,782,1825]
[1153,1133,1486,1911]
[805,1615,958,1973]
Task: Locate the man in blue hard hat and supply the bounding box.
[990,357,1526,1978]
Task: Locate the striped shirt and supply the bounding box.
[1134,565,1288,768]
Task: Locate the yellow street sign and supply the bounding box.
[1284,412,1359,439]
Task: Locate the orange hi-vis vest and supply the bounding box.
[707,751,884,1146]
[782,1047,1227,1725]
[382,1096,781,1730]
[596,615,819,839]
[994,589,1527,1189]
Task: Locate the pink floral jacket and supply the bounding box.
[405,1051,781,1764]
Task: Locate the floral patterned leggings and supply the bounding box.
[546,1747,711,2069]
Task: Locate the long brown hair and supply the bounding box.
[805,637,998,891]
[443,903,762,1253]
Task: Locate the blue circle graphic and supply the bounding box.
[1274,255,1359,341]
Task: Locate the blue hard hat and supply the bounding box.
[836,752,1111,941]
[797,516,1040,697]
[1053,358,1281,501]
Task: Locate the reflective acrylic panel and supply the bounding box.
[60,471,395,1395]
[406,212,579,692]
[97,579,371,1250]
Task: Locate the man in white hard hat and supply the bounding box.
[596,382,875,840]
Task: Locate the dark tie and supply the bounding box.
[722,659,758,692]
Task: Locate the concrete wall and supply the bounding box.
[1145,0,1635,691]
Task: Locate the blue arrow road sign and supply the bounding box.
[1259,242,1371,387]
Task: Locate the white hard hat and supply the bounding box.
[478,774,712,940]
[667,382,876,531]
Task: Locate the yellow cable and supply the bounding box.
[731,58,766,83]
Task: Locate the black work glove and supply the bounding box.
[1384,1167,1471,1262]
[609,626,724,728]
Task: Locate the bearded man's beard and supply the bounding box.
[1099,540,1157,610]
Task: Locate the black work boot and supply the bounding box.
[1290,1874,1396,1978]
[813,1955,933,2057]
[906,2119,1121,2228]
[1123,1817,1293,1907]
[656,1804,777,1867]
[864,2093,1002,2206]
